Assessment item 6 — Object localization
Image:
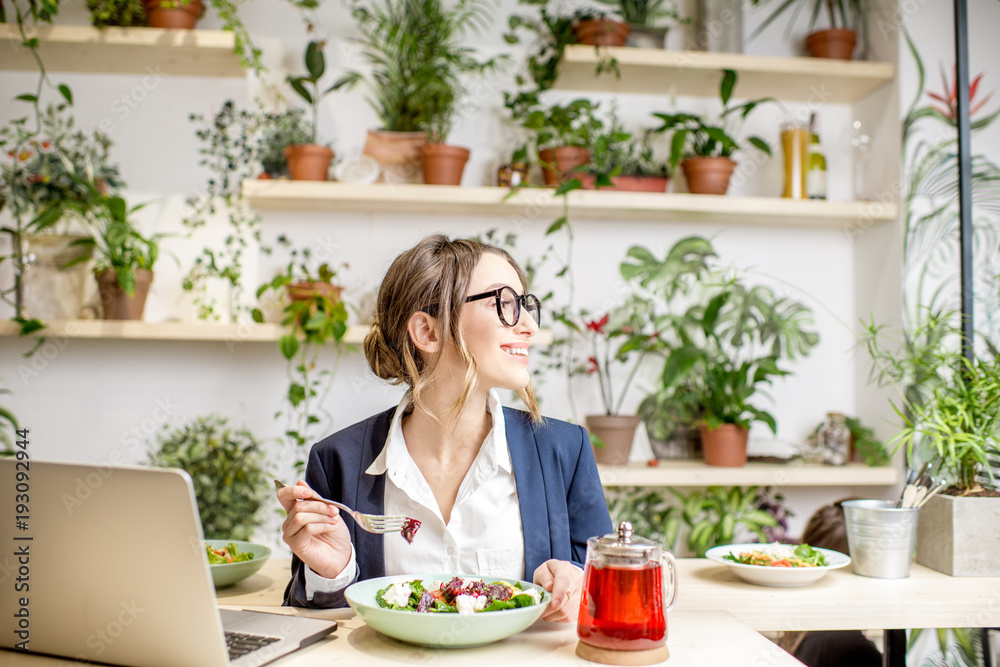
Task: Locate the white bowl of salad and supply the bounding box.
[344,574,550,647]
[705,543,851,587]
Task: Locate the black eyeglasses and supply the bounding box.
[465,286,541,328]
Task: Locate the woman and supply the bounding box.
[278,235,612,622]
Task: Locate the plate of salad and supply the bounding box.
[204,540,271,588]
[344,574,550,647]
[705,543,851,587]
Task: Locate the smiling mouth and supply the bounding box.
[503,347,528,357]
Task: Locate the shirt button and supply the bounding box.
[446,546,456,556]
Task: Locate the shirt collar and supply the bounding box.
[365,389,511,476]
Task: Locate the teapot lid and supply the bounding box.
[593,521,659,556]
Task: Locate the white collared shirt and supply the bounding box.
[304,389,525,599]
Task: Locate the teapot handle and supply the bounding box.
[660,552,679,612]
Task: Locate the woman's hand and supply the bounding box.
[533,559,583,623]
[277,480,353,580]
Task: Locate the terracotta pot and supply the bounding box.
[579,174,669,192]
[363,129,427,184]
[573,19,631,47]
[805,28,857,60]
[538,146,591,187]
[285,144,334,181]
[286,282,343,304]
[681,157,736,195]
[143,0,204,29]
[587,415,642,465]
[421,143,471,186]
[96,268,153,320]
[699,423,748,467]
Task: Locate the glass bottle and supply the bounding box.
[806,113,827,200]
[781,122,808,199]
[817,412,851,465]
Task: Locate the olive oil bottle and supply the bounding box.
[807,113,827,200]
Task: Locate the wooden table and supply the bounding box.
[216,557,1000,667]
[0,557,804,666]
[8,557,998,666]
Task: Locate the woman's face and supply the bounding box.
[451,252,539,393]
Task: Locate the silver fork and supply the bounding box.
[274,480,409,534]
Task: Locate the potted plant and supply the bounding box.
[596,0,686,49]
[148,415,268,540]
[335,0,494,184]
[87,0,147,27]
[0,98,123,322]
[523,99,604,186]
[749,0,869,60]
[622,236,820,466]
[252,237,350,470]
[143,0,204,29]
[866,320,1000,576]
[652,70,772,195]
[257,108,311,179]
[583,112,671,192]
[71,192,162,320]
[572,8,631,47]
[573,298,661,465]
[285,40,337,181]
[413,0,505,185]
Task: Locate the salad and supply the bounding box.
[205,542,255,565]
[376,577,542,615]
[723,543,828,568]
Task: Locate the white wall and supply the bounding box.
[0,0,916,545]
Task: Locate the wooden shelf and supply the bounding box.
[0,24,244,77]
[554,45,895,103]
[0,319,554,345]
[243,180,897,230]
[0,319,347,343]
[598,461,899,487]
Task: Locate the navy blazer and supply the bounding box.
[283,405,613,608]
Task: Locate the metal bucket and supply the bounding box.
[842,500,920,579]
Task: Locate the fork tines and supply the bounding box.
[365,517,407,533]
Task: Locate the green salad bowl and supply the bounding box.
[345,574,551,648]
[205,539,271,588]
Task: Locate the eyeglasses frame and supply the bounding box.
[464,286,541,328]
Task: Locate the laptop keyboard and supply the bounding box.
[225,631,281,660]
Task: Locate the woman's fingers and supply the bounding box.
[533,559,582,623]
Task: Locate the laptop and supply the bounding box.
[0,459,336,667]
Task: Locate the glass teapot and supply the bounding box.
[577,521,678,652]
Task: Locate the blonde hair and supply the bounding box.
[363,234,541,424]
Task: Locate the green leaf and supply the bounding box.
[15,94,38,103]
[279,334,299,360]
[546,217,567,234]
[305,41,325,80]
[58,84,73,105]
[287,78,313,105]
[555,178,581,196]
[748,136,771,155]
[720,69,737,107]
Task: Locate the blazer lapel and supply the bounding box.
[353,408,394,580]
[505,408,549,577]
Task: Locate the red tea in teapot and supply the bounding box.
[577,562,666,651]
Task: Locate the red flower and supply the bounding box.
[585,314,609,335]
[586,356,599,374]
[928,65,993,121]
